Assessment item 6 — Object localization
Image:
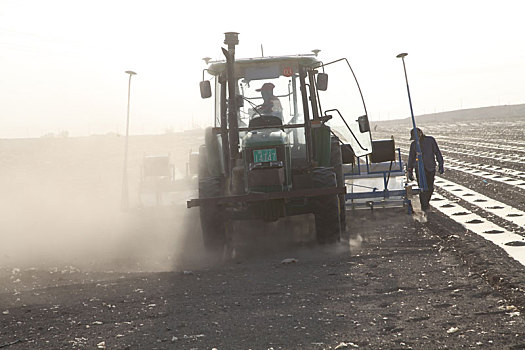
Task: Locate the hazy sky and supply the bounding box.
[1,0,524,138]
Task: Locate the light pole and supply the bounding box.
[396,53,428,192]
[121,70,137,210]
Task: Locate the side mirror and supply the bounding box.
[200,81,212,99]
[317,73,328,91]
[357,115,370,133]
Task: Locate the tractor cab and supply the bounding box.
[204,55,321,163]
[200,53,373,182]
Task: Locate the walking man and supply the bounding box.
[407,127,444,211]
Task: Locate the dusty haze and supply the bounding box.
[3,1,525,138]
[0,130,206,272]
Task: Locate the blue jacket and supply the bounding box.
[408,135,444,172]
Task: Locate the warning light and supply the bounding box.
[283,67,293,77]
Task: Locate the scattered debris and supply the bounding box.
[0,340,21,349]
[96,341,106,349]
[447,327,459,334]
[182,334,205,340]
[281,258,298,264]
[335,341,359,349]
[498,305,518,311]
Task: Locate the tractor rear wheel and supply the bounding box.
[311,167,341,244]
[198,145,226,252]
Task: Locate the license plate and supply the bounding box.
[253,148,277,162]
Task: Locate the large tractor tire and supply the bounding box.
[330,138,347,233]
[198,144,226,252]
[311,167,341,244]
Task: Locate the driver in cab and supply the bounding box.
[255,83,283,120]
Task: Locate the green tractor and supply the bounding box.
[187,32,372,251]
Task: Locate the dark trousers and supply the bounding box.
[415,169,435,210]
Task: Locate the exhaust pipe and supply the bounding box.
[222,32,240,187]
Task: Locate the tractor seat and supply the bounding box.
[249,115,283,128]
[369,139,395,163]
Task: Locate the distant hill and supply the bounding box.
[374,103,525,126]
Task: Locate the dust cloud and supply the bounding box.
[0,131,207,273]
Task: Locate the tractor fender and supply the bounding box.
[204,127,223,177]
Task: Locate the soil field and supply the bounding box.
[2,116,525,349]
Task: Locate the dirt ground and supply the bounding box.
[2,208,525,349]
[2,125,525,349]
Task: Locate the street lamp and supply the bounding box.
[121,70,137,210]
[396,53,428,192]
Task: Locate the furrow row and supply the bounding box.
[445,164,525,191]
[430,193,525,267]
[397,141,525,165]
[434,177,525,229]
[399,148,525,190]
[445,158,525,179]
[436,138,525,153]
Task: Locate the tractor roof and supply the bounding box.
[206,54,321,79]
